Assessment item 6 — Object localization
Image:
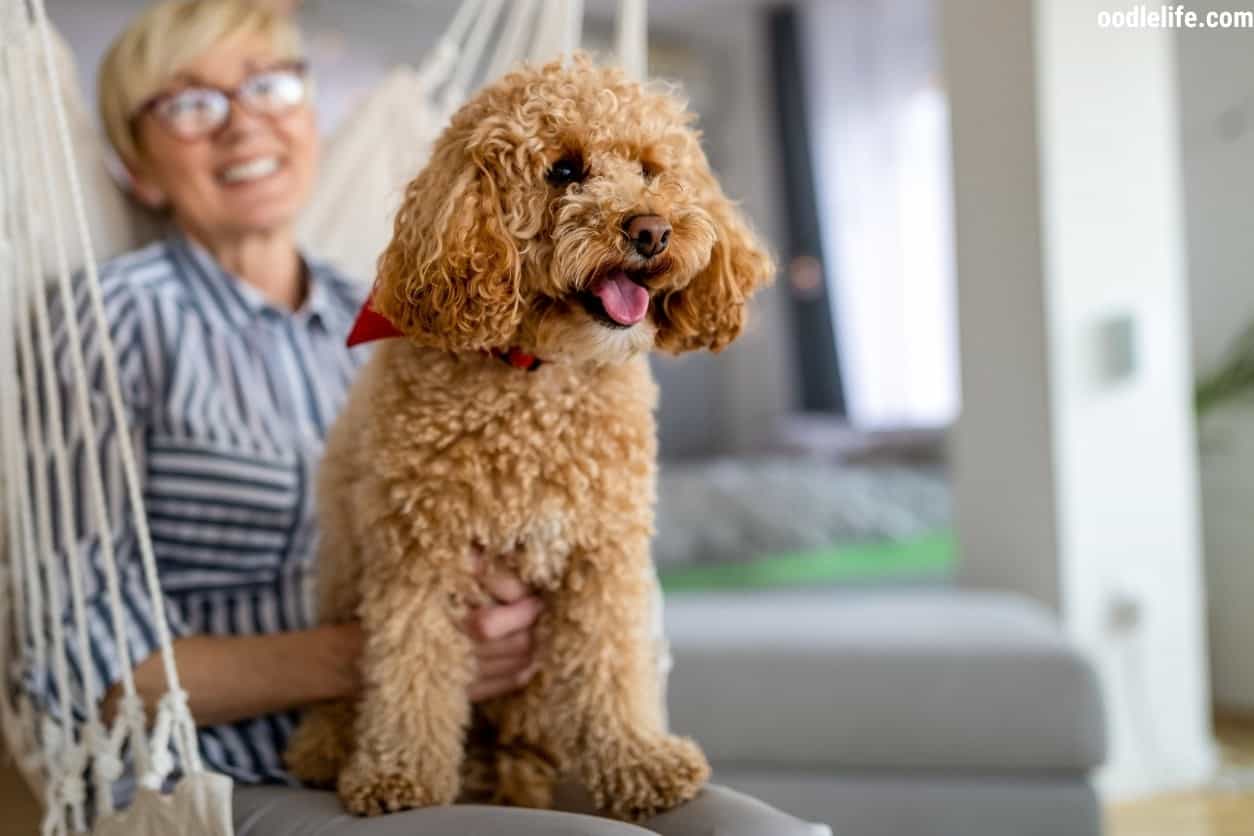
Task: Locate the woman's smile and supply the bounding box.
[217,153,283,185]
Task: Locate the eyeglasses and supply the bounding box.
[132,61,309,141]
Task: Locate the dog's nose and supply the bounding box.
[625,215,671,258]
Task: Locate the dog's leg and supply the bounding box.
[504,541,709,821]
[286,699,356,786]
[287,429,364,787]
[288,427,363,787]
[336,563,476,816]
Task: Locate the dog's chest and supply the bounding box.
[387,353,659,588]
[486,378,654,581]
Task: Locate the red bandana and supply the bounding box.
[345,293,542,372]
[346,294,403,347]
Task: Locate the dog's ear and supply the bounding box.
[654,167,776,354]
[373,140,523,352]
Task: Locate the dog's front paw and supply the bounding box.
[338,756,458,816]
[586,734,710,821]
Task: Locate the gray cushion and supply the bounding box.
[663,589,1105,772]
[711,769,1101,836]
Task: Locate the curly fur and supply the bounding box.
[285,55,774,821]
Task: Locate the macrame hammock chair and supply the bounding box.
[0,1,649,833]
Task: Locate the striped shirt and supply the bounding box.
[26,232,369,790]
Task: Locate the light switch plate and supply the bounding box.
[1096,312,1137,384]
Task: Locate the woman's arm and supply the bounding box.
[103,560,544,727]
[103,624,362,727]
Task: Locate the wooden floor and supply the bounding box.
[3,715,1253,834]
[1107,714,1254,836]
[1,751,41,835]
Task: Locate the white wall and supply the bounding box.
[944,0,1215,799]
[1176,1,1254,710]
[943,0,1062,609]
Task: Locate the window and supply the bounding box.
[803,0,959,429]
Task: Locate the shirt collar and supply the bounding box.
[302,259,348,329]
[169,231,338,331]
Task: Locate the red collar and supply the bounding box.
[491,347,543,371]
[346,294,542,372]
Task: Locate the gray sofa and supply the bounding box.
[663,588,1107,836]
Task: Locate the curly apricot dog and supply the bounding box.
[285,55,774,821]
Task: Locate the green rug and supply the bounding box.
[657,530,956,593]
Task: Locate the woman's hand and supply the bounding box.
[320,547,542,704]
[465,547,543,702]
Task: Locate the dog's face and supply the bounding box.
[373,56,774,365]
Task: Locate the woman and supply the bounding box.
[40,1,826,834]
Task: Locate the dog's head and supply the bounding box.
[373,55,775,365]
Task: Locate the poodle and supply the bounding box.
[285,54,775,821]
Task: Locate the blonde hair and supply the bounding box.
[98,0,303,165]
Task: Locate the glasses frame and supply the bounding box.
[130,59,310,142]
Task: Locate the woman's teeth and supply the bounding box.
[219,156,280,184]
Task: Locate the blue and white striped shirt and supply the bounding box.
[28,232,369,788]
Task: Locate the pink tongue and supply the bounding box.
[590,271,650,325]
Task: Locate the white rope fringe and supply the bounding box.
[20,5,153,794]
[31,0,203,780]
[0,2,221,832]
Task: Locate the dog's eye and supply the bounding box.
[641,160,661,181]
[547,155,586,186]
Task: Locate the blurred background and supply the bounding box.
[5,1,1254,834]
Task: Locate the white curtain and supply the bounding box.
[803,0,958,429]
